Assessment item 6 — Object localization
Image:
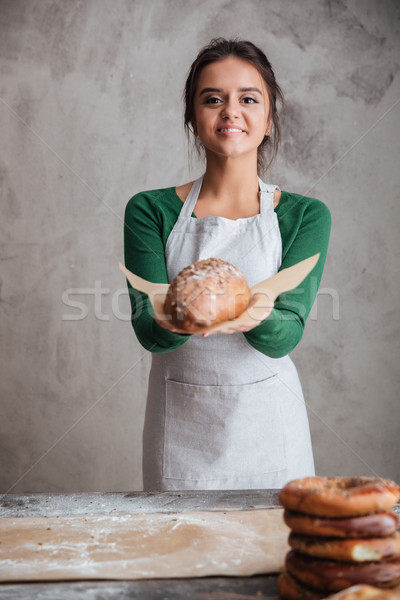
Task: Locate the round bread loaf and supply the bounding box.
[164,258,252,333]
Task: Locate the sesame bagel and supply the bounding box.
[288,532,400,562]
[285,550,400,591]
[283,510,399,539]
[279,477,400,518]
[324,584,400,599]
[278,570,327,600]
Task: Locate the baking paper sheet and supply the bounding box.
[0,508,289,582]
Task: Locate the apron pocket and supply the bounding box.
[163,376,287,481]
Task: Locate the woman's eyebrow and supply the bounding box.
[199,87,222,96]
[239,87,263,94]
[199,86,263,96]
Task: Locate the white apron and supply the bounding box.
[142,175,315,491]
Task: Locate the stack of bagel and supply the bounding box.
[278,476,400,600]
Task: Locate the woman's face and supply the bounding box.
[192,56,271,162]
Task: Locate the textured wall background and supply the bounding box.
[1,0,399,493]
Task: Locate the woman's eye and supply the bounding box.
[242,97,257,104]
[204,97,222,104]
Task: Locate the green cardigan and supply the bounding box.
[124,185,331,358]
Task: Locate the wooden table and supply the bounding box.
[0,489,284,599]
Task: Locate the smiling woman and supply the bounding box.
[191,57,271,171]
[124,38,331,492]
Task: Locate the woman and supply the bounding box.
[124,38,331,491]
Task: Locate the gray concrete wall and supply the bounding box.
[1,0,399,493]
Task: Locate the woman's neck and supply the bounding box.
[200,153,259,203]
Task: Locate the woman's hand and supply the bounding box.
[155,294,274,337]
[202,300,273,338]
[154,315,189,335]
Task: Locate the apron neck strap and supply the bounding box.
[180,175,280,217]
[180,175,204,217]
[258,178,280,214]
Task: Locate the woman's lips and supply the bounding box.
[216,128,246,136]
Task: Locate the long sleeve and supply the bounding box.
[244,194,331,358]
[124,190,191,353]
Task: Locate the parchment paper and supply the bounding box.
[0,508,289,582]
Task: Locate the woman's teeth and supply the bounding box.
[218,128,244,132]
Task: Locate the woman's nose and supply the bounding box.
[221,100,239,119]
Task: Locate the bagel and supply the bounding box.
[324,584,400,599]
[286,550,400,591]
[279,477,400,517]
[289,532,400,562]
[278,571,327,600]
[284,510,399,539]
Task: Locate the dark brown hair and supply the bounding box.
[184,37,284,174]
